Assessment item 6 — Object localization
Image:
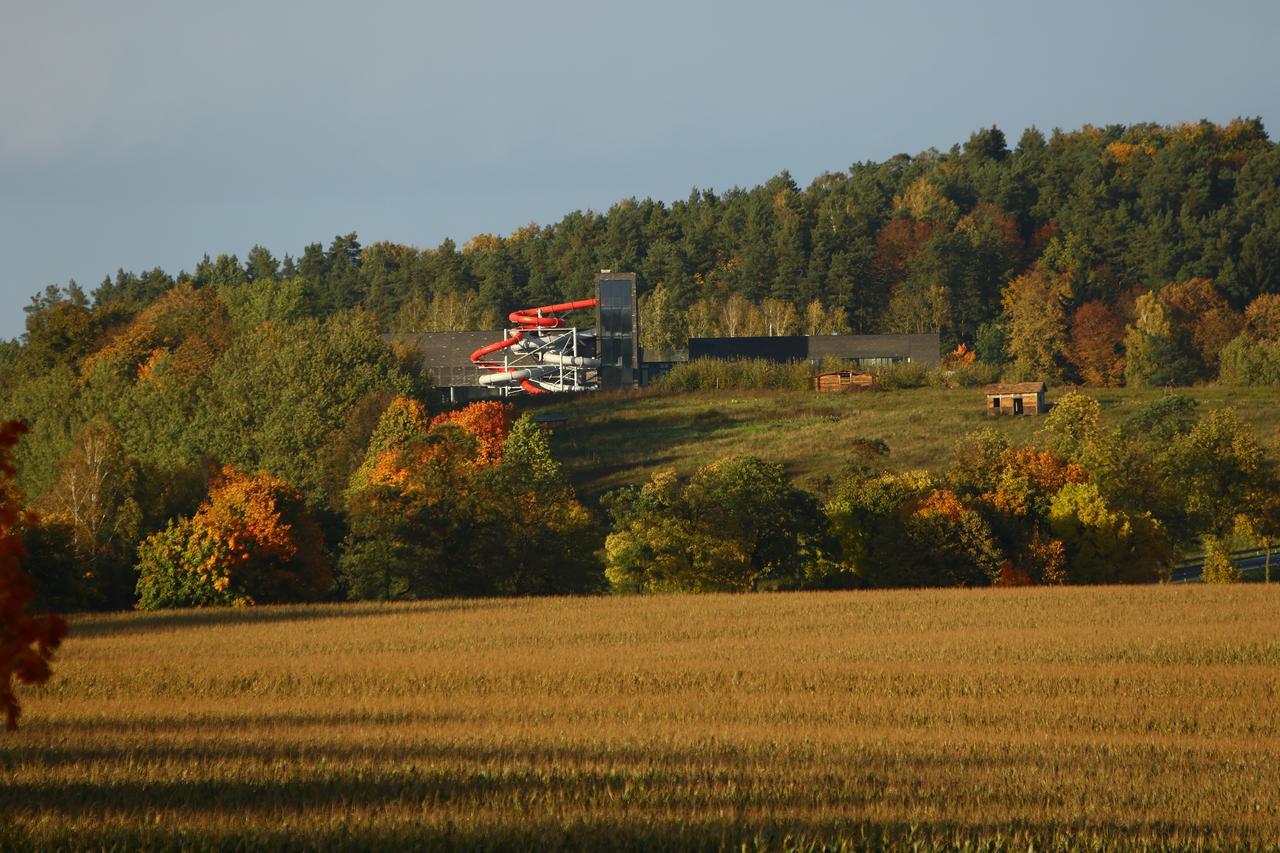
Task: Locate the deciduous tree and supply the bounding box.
[0,421,67,729]
[1001,267,1069,382]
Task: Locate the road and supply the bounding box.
[1170,551,1275,583]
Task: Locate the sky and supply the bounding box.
[2,0,1277,340]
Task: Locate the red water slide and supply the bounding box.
[470,298,598,394]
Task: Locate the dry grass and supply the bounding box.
[4,586,1280,849]
[541,385,1280,500]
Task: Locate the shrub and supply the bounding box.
[874,361,929,389]
[1200,536,1242,584]
[135,518,244,609]
[657,358,812,392]
[1217,334,1280,385]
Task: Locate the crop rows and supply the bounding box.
[2,587,1278,849]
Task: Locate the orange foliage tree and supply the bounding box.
[135,467,334,609]
[428,401,513,466]
[979,447,1084,585]
[1159,277,1243,374]
[343,405,597,599]
[1,421,68,729]
[1244,294,1280,343]
[1066,300,1126,386]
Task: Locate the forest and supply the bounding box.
[2,119,1280,618]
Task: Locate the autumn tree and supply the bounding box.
[1159,277,1242,376]
[135,467,334,609]
[1048,482,1173,583]
[342,403,597,598]
[1065,300,1126,386]
[803,299,851,335]
[1,421,67,729]
[1199,536,1241,584]
[760,298,800,336]
[1001,267,1069,382]
[1244,294,1280,342]
[825,471,1002,588]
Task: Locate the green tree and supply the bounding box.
[1161,408,1266,540]
[36,421,142,608]
[604,457,829,592]
[639,282,687,354]
[1124,291,1198,386]
[200,311,413,500]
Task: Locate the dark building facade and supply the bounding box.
[687,333,940,367]
[387,331,502,389]
[595,273,639,389]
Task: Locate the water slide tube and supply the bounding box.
[470,298,598,394]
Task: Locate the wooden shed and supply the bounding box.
[814,370,877,392]
[984,382,1046,416]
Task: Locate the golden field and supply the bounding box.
[3,586,1280,850]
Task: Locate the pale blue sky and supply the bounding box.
[2,0,1276,339]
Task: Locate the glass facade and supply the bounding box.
[595,275,638,388]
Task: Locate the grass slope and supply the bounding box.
[539,385,1280,500]
[4,587,1280,849]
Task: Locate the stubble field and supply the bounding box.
[3,586,1280,850]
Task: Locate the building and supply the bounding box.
[687,333,940,368]
[814,371,877,392]
[984,382,1047,416]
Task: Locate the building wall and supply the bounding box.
[688,333,940,367]
[808,333,940,366]
[385,331,504,388]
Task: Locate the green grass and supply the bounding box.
[534,384,1280,501]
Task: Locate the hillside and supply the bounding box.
[5,587,1279,849]
[539,384,1280,501]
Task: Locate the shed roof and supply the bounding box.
[984,382,1047,395]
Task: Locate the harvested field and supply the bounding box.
[3,586,1280,849]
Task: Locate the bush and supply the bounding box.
[1200,536,1242,584]
[925,360,1003,388]
[874,361,929,389]
[1217,334,1280,385]
[135,518,244,609]
[657,358,812,392]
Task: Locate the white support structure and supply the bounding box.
[476,327,601,395]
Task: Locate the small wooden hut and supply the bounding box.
[984,382,1046,416]
[814,370,877,392]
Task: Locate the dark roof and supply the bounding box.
[984,382,1047,394]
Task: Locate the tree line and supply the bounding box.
[11,119,1279,369]
[1,118,1279,612]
